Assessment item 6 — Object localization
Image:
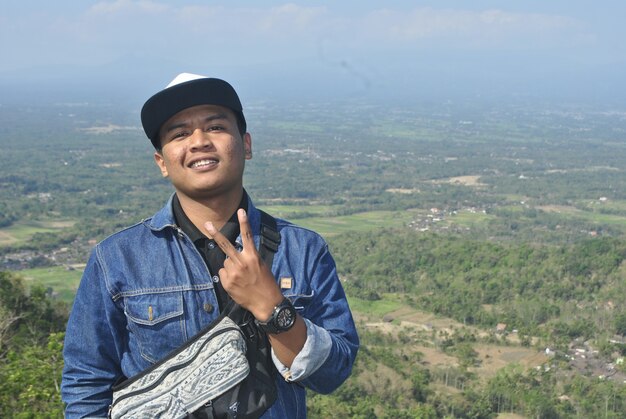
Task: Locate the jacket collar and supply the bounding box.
[145,192,263,244]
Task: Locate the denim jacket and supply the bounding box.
[61,195,359,418]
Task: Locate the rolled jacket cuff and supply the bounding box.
[270,317,332,382]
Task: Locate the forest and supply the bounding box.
[1,98,626,417]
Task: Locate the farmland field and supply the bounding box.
[0,220,75,246]
[19,265,83,302]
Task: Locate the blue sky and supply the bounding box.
[1,1,625,104]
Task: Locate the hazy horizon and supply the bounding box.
[2,1,626,106]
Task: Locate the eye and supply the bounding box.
[206,125,225,132]
[167,131,188,142]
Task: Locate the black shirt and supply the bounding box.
[172,192,248,311]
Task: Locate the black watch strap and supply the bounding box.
[256,297,297,334]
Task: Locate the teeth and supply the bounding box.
[191,159,216,168]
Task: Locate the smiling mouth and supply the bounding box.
[190,159,218,169]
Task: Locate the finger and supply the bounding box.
[218,267,229,283]
[205,221,240,260]
[237,209,255,251]
[223,256,235,271]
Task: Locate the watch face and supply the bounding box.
[276,306,296,329]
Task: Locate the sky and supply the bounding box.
[1,0,626,105]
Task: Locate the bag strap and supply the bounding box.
[258,209,281,267]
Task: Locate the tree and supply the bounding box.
[0,271,69,416]
[614,312,626,336]
[0,271,69,351]
[0,332,65,417]
[0,303,22,356]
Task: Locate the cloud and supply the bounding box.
[0,2,598,77]
[87,0,169,15]
[257,3,327,33]
[72,3,586,49]
[350,7,584,49]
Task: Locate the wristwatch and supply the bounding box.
[256,297,297,334]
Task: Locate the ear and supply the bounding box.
[154,151,169,178]
[243,132,252,160]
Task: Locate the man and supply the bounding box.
[61,73,359,418]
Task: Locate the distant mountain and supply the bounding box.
[1,53,625,106]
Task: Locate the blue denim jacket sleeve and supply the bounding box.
[269,228,359,394]
[299,244,359,394]
[271,318,332,381]
[61,248,125,418]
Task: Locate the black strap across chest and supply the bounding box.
[258,209,281,267]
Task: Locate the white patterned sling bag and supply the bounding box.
[109,315,249,418]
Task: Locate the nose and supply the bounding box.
[189,128,213,151]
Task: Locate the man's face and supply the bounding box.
[154,104,252,202]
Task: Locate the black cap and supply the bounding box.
[141,73,246,149]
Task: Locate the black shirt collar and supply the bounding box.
[172,191,248,246]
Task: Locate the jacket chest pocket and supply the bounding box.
[274,270,314,313]
[124,291,186,364]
